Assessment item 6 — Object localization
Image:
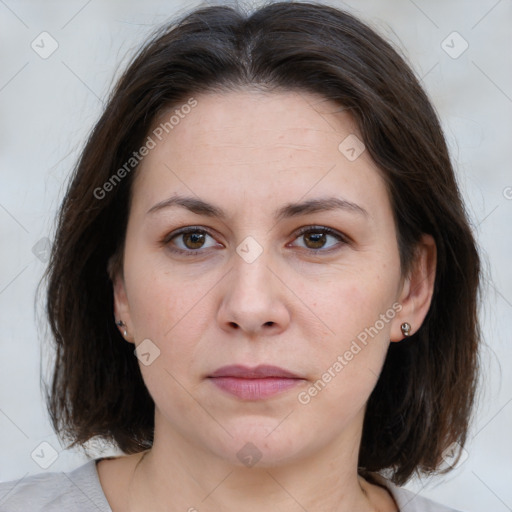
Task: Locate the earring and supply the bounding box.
[116,319,128,338]
[401,322,411,337]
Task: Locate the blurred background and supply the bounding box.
[0,1,511,510]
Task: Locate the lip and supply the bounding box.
[208,365,304,400]
[209,364,301,379]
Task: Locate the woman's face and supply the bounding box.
[113,90,424,467]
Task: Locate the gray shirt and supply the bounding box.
[0,459,463,511]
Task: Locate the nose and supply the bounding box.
[217,249,291,337]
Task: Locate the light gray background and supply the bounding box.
[0,1,511,510]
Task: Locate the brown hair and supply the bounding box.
[43,1,481,485]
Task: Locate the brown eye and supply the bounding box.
[165,228,219,254]
[182,231,206,250]
[290,226,347,252]
[303,231,327,249]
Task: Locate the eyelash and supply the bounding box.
[162,225,349,257]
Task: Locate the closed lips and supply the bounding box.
[208,365,302,379]
[208,365,305,400]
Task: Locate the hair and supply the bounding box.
[43,1,481,485]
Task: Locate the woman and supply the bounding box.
[0,2,480,511]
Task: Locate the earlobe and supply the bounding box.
[391,234,437,342]
[109,256,135,344]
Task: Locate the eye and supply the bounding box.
[289,226,348,252]
[164,227,220,255]
[162,225,348,256]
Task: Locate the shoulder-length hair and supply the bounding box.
[43,1,481,485]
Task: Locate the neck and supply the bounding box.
[125,410,389,512]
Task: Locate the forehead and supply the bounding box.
[156,89,358,149]
[131,90,390,222]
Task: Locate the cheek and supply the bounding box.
[126,271,209,413]
[125,260,215,370]
[302,265,397,394]
[299,284,393,420]
[124,246,187,333]
[307,264,397,341]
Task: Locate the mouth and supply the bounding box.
[208,365,305,400]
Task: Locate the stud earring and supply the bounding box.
[116,319,128,338]
[400,322,411,337]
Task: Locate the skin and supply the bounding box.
[99,90,436,512]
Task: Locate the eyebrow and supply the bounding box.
[146,194,369,220]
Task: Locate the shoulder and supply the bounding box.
[0,459,111,512]
[368,472,465,512]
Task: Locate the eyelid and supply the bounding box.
[293,225,349,241]
[162,226,214,244]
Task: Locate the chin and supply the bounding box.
[202,417,316,469]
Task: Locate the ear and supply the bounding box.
[390,234,437,342]
[108,254,135,344]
